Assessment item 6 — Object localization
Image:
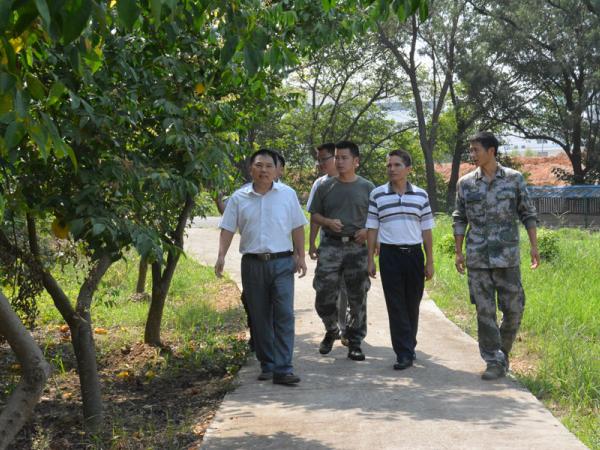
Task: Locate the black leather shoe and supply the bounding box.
[257,371,273,381]
[319,330,340,355]
[273,373,301,385]
[394,356,413,370]
[347,347,365,361]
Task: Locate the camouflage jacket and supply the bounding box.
[452,164,537,268]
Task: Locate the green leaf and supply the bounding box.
[117,0,140,31]
[151,0,162,26]
[92,222,106,235]
[0,94,13,115]
[61,0,93,44]
[47,80,66,105]
[26,74,46,100]
[4,121,26,148]
[220,34,239,66]
[419,0,428,22]
[244,44,261,76]
[0,0,12,31]
[321,0,335,13]
[34,0,51,29]
[28,122,49,159]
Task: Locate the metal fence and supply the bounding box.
[528,186,600,229]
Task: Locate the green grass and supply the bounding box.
[35,251,248,373]
[429,215,600,449]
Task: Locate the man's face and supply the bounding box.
[335,148,358,176]
[469,142,495,168]
[316,149,336,176]
[250,154,277,185]
[386,155,411,182]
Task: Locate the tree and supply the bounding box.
[1,0,431,442]
[377,0,465,211]
[470,0,600,184]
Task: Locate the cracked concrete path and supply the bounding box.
[186,220,586,450]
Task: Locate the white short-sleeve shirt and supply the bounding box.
[220,181,308,254]
[365,182,434,245]
[306,174,331,211]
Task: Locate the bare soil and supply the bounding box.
[435,153,572,186]
[1,282,246,450]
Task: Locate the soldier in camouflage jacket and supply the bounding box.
[452,131,540,381]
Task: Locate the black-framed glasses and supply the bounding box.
[316,155,334,164]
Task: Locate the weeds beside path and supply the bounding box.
[1,255,248,449]
[428,215,600,449]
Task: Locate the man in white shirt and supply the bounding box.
[366,149,434,370]
[215,149,307,385]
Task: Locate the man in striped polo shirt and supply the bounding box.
[366,149,434,370]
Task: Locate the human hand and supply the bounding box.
[367,258,377,278]
[309,244,319,260]
[354,228,367,245]
[327,218,343,233]
[425,260,434,280]
[214,256,225,278]
[455,253,465,274]
[295,255,307,278]
[530,247,540,269]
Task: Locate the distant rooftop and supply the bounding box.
[528,185,600,198]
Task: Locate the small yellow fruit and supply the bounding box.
[94,327,108,335]
[194,83,206,95]
[116,370,133,380]
[51,218,69,239]
[59,324,70,333]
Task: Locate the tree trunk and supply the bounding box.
[25,215,112,431]
[423,148,439,212]
[71,253,112,432]
[136,257,148,294]
[0,291,51,450]
[144,194,195,346]
[447,138,465,211]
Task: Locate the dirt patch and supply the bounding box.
[2,284,246,449]
[435,153,572,186]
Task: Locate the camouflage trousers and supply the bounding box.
[313,240,370,347]
[468,267,525,366]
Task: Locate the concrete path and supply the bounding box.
[186,220,586,450]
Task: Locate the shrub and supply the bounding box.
[437,233,456,257]
[537,228,559,261]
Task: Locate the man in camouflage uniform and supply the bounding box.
[453,131,540,380]
[310,141,375,361]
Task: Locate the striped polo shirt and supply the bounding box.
[365,182,435,245]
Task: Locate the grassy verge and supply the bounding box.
[2,252,248,449]
[428,214,599,449]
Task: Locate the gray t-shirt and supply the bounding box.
[309,175,375,236]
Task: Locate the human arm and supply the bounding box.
[291,225,307,277]
[367,228,378,278]
[422,229,434,280]
[308,221,320,260]
[353,228,368,245]
[527,226,540,269]
[311,213,343,233]
[215,229,235,277]
[454,234,465,274]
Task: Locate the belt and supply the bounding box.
[381,243,422,251]
[244,251,293,261]
[324,234,355,243]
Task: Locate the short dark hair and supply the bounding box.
[469,131,499,156]
[272,150,286,167]
[335,140,359,158]
[316,143,335,156]
[249,148,277,166]
[388,149,412,167]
